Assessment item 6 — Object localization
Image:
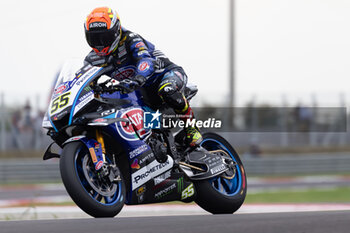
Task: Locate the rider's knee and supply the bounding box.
[158,82,187,111]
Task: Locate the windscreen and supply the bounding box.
[54,59,84,89]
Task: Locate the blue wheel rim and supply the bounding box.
[74,147,122,206]
[200,138,243,196]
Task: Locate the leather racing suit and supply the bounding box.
[84,27,202,146]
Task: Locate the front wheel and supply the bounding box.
[60,141,125,218]
[194,132,247,214]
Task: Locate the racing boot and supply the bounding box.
[184,125,203,147]
[158,81,203,147]
[176,102,203,147]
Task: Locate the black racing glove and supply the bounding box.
[133,75,147,86]
[118,75,146,94]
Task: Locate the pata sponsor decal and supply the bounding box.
[131,157,173,190]
[138,61,150,72]
[116,108,146,141]
[54,84,67,95]
[121,109,143,133]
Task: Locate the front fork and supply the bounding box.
[93,93,106,164]
[95,129,106,162]
[95,129,120,183]
[61,131,107,172]
[80,130,106,172]
[94,129,111,178]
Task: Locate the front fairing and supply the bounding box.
[42,61,103,131]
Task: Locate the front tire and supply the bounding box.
[60,141,125,218]
[194,133,247,214]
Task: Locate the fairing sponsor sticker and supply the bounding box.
[129,144,150,159]
[73,92,94,115]
[154,183,176,199]
[154,170,171,186]
[116,108,146,141]
[131,156,173,190]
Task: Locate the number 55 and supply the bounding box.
[51,92,70,114]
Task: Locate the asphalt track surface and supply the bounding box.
[0,211,349,233]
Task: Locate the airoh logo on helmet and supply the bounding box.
[89,22,107,29]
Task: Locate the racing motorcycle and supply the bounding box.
[42,60,247,217]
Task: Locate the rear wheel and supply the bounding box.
[60,141,125,218]
[194,133,247,214]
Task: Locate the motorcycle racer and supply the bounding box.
[84,7,202,147]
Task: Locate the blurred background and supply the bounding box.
[0,0,349,219]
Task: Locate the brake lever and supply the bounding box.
[92,85,103,94]
[113,84,133,94]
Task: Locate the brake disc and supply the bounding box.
[82,155,117,196]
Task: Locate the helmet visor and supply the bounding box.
[85,29,116,49]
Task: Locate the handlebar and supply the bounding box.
[91,81,134,95]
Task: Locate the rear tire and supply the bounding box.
[194,133,247,214]
[60,141,125,218]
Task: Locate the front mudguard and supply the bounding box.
[43,136,105,171]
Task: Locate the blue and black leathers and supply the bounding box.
[84,27,187,110]
[85,27,202,146]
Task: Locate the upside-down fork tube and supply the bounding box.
[63,136,105,171]
[95,129,106,162]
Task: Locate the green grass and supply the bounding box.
[9,187,350,208]
[246,187,350,203]
[1,184,350,208]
